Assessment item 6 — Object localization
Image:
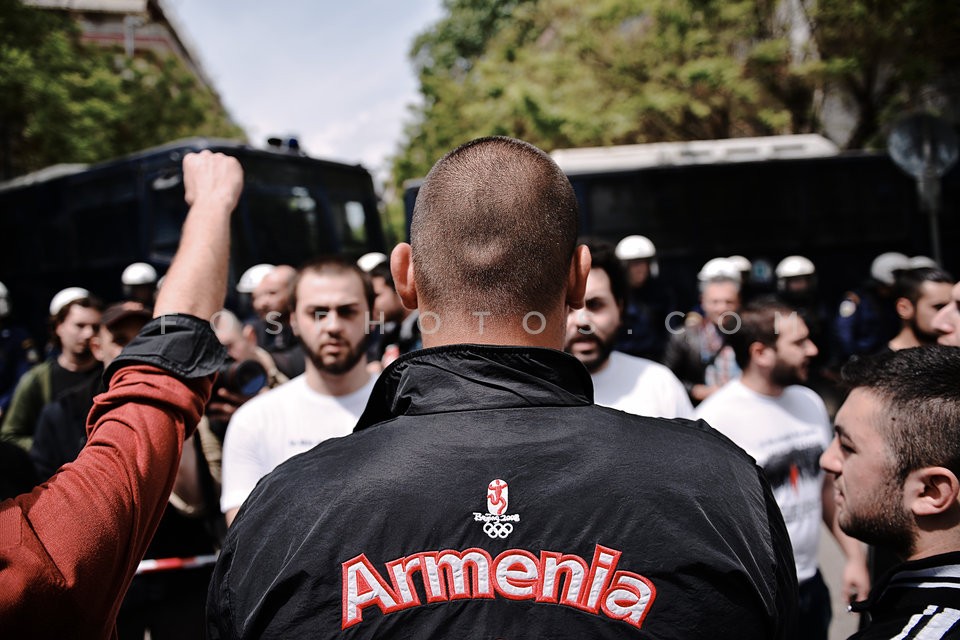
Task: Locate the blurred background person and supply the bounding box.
[0,289,103,451]
[368,260,420,370]
[933,278,960,347]
[0,281,39,422]
[250,264,305,379]
[833,251,910,364]
[121,262,159,307]
[885,267,955,352]
[565,241,692,418]
[613,234,675,361]
[663,259,742,405]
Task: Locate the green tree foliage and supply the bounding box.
[393,0,805,185]
[0,2,243,180]
[810,0,960,148]
[392,0,959,186]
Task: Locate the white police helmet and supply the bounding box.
[357,252,388,273]
[236,264,275,294]
[727,255,752,274]
[615,235,656,261]
[0,281,9,318]
[870,252,910,286]
[908,255,939,270]
[775,255,816,279]
[49,287,90,316]
[121,262,158,286]
[698,257,742,283]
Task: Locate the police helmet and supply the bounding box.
[775,255,816,279]
[49,287,90,316]
[908,255,939,270]
[121,262,158,286]
[237,264,275,294]
[0,281,9,318]
[615,235,656,261]
[356,252,388,273]
[698,257,742,283]
[727,255,752,274]
[870,252,910,286]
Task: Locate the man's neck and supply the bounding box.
[418,309,567,350]
[888,328,922,351]
[304,359,370,397]
[57,352,96,373]
[739,367,784,398]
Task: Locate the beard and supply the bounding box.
[770,358,807,387]
[566,333,615,374]
[299,334,366,375]
[838,471,914,560]
[910,317,942,345]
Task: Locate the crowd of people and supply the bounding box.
[0,139,958,639]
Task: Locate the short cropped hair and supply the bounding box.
[584,240,627,308]
[723,298,797,370]
[893,267,954,305]
[410,136,579,316]
[290,256,374,315]
[841,346,960,481]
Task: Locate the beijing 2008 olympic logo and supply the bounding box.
[473,478,520,539]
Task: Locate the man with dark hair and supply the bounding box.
[0,294,104,450]
[367,261,420,368]
[696,299,869,640]
[886,267,954,351]
[565,241,692,418]
[209,136,797,639]
[219,256,375,526]
[821,346,960,639]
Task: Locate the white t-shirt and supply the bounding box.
[220,374,376,513]
[592,351,694,419]
[694,379,832,582]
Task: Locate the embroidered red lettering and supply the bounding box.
[601,571,657,629]
[341,544,656,631]
[342,553,401,629]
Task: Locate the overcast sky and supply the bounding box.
[163,0,444,181]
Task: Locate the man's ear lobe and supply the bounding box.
[566,245,591,311]
[895,297,914,320]
[391,243,418,311]
[905,467,960,517]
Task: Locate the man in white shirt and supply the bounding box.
[564,242,692,419]
[221,257,376,525]
[695,298,869,639]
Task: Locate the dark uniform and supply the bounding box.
[208,345,797,639]
[850,552,960,639]
[0,325,38,418]
[832,282,899,364]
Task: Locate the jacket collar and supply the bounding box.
[354,344,594,431]
[851,550,960,613]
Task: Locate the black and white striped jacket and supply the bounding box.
[851,552,960,639]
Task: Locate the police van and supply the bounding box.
[0,138,386,337]
[404,134,959,310]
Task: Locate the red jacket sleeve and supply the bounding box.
[0,364,212,639]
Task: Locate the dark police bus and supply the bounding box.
[405,134,959,310]
[0,138,386,338]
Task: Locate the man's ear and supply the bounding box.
[391,243,418,311]
[748,341,774,368]
[896,297,915,321]
[565,245,591,310]
[904,466,960,517]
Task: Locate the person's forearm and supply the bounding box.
[154,152,242,320]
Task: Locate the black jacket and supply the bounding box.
[851,552,960,639]
[208,345,797,639]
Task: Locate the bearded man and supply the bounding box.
[220,257,375,525]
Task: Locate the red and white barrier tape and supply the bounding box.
[135,552,219,575]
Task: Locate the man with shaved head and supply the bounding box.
[209,137,797,639]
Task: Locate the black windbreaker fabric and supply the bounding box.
[208,345,798,639]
